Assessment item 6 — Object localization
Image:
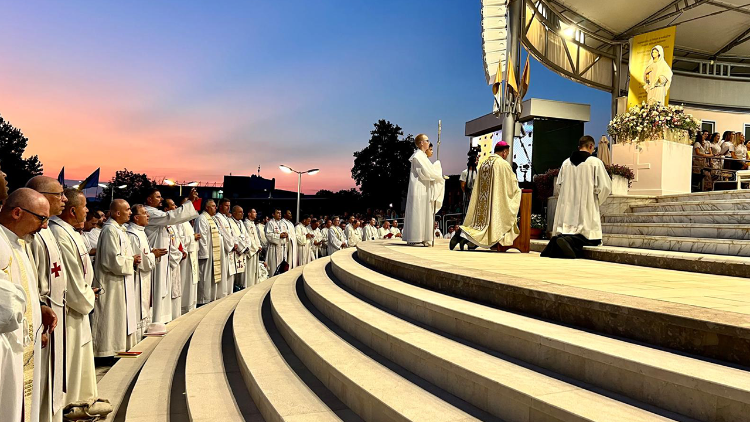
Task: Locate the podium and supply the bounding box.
[493,189,531,253]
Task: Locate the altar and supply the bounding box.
[611,139,692,196]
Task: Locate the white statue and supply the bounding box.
[642,45,673,105]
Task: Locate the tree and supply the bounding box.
[97,169,156,206]
[0,115,44,192]
[351,120,414,211]
[314,188,364,215]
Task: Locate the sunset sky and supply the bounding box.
[1,0,610,193]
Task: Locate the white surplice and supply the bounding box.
[295,223,313,266]
[403,150,444,244]
[243,220,262,287]
[265,219,286,276]
[0,225,43,422]
[552,155,612,240]
[194,213,227,305]
[48,218,97,404]
[91,220,137,357]
[144,202,197,324]
[178,221,198,314]
[126,223,155,340]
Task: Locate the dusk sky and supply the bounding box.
[1,1,610,193]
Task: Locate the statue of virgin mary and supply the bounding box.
[642,45,673,105]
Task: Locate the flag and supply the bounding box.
[492,60,504,95]
[77,168,100,191]
[505,53,519,98]
[520,55,530,99]
[57,167,65,188]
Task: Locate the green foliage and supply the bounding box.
[97,169,156,206]
[351,119,414,210]
[315,188,364,214]
[0,115,44,192]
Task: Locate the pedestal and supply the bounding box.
[612,140,692,196]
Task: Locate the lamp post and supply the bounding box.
[279,165,319,224]
[164,179,198,196]
[99,183,128,203]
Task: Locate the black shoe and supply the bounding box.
[556,237,576,259]
[450,231,462,250]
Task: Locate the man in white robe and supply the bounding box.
[0,188,51,422]
[243,209,262,287]
[455,141,521,251]
[327,216,347,255]
[282,210,298,269]
[179,198,199,314]
[48,190,97,405]
[82,210,104,261]
[543,135,612,259]
[126,205,163,339]
[345,219,361,248]
[143,189,197,324]
[378,221,392,239]
[257,216,268,250]
[163,199,186,320]
[26,176,68,422]
[390,220,402,238]
[228,205,250,289]
[403,134,444,246]
[318,219,330,257]
[214,199,239,295]
[309,218,323,258]
[295,216,314,266]
[363,218,378,241]
[194,200,227,305]
[265,209,288,276]
[91,199,140,357]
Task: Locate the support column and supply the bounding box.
[611,44,623,120]
[502,0,523,164]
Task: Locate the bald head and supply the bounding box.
[26,175,67,216]
[415,134,429,151]
[0,188,50,238]
[110,199,132,225]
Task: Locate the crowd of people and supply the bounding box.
[693,130,749,190]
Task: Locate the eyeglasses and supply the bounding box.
[20,208,49,224]
[39,191,65,199]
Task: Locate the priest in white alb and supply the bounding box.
[542,136,612,259]
[214,199,239,295]
[91,199,140,357]
[309,218,323,258]
[48,190,98,404]
[327,216,347,255]
[143,189,198,323]
[195,200,226,304]
[228,205,250,289]
[282,210,298,269]
[295,215,314,266]
[163,199,186,320]
[364,218,378,241]
[243,208,262,287]
[454,141,521,251]
[126,205,162,339]
[179,197,199,313]
[403,134,444,246]
[265,209,287,275]
[345,219,361,248]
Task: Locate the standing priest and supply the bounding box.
[143,189,198,323]
[195,200,226,305]
[127,205,162,339]
[179,197,200,313]
[542,136,612,259]
[243,208,262,287]
[265,209,287,275]
[403,134,444,246]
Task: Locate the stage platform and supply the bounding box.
[97,239,750,422]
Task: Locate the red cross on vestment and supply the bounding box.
[51,262,62,278]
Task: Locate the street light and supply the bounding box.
[164,179,198,196]
[99,183,127,203]
[278,165,320,223]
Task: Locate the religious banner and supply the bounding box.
[627,26,676,109]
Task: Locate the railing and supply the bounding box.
[673,57,750,81]
[692,155,750,190]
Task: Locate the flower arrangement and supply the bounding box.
[533,168,559,201]
[605,164,635,187]
[607,102,700,144]
[530,213,546,229]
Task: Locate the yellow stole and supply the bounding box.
[16,239,34,422]
[206,216,222,283]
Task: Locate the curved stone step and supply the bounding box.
[603,233,750,257]
[631,199,750,213]
[233,277,343,422]
[124,298,223,421]
[602,222,750,240]
[303,258,678,422]
[330,249,750,422]
[270,265,478,422]
[185,289,251,422]
[602,211,750,224]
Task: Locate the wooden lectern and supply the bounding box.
[492,189,532,253]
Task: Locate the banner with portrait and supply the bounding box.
[627,26,676,109]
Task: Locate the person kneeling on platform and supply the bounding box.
[542,135,612,259]
[451,141,521,251]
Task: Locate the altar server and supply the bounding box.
[91,200,140,357]
[126,205,163,339]
[0,188,51,422]
[543,136,612,259]
[403,134,444,246]
[26,176,68,422]
[195,200,226,304]
[49,190,97,404]
[144,189,197,323]
[295,215,314,266]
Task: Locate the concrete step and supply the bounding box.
[631,199,750,213]
[270,265,478,422]
[529,239,750,279]
[602,222,750,240]
[232,278,343,422]
[603,233,750,257]
[657,190,750,203]
[303,258,680,422]
[330,249,750,422]
[602,211,750,224]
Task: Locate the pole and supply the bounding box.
[111,185,114,204]
[296,172,301,224]
[436,120,442,161]
[502,0,523,165]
